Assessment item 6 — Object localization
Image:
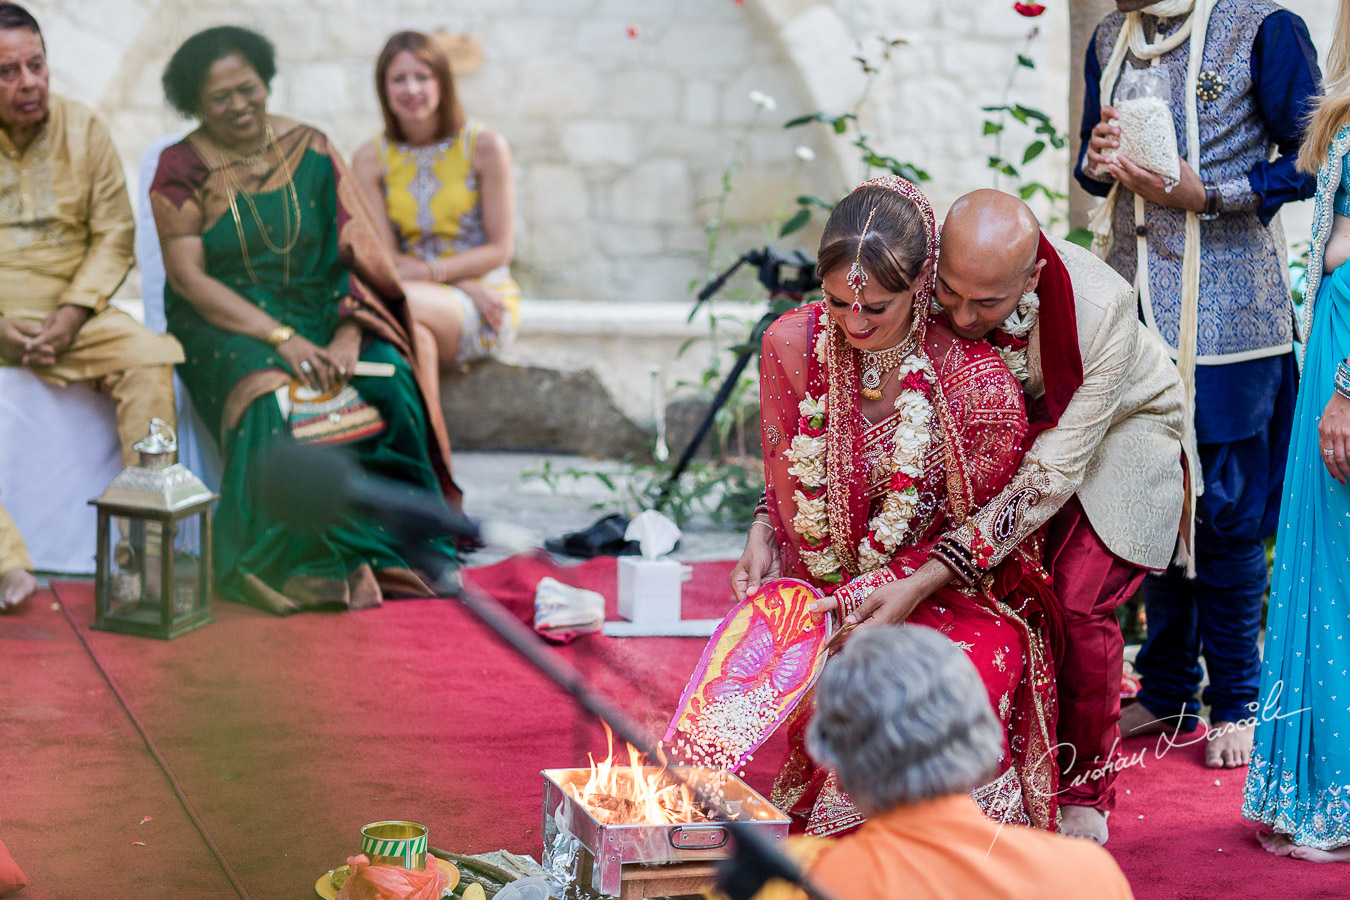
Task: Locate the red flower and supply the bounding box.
[992,330,1029,350]
[900,371,929,394]
[1013,2,1046,16]
[626,24,642,38]
[890,472,915,493]
[800,485,826,501]
[798,416,825,437]
[869,531,887,551]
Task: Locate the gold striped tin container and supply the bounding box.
[359,821,428,870]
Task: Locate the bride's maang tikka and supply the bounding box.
[847,206,878,313]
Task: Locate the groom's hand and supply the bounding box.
[811,559,954,626]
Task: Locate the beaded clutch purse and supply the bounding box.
[276,382,387,446]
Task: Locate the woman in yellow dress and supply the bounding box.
[353,31,519,374]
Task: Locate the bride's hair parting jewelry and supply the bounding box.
[817,187,927,298]
[847,206,879,313]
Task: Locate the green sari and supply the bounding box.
[150,121,458,614]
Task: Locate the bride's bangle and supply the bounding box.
[750,519,774,535]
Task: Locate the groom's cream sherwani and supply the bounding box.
[946,238,1187,573]
[937,237,1189,814]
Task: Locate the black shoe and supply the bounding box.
[544,513,641,559]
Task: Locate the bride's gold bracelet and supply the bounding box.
[264,324,295,347]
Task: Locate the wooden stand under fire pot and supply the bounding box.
[574,848,718,900]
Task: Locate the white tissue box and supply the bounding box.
[617,557,690,623]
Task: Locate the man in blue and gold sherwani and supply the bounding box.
[1075,0,1318,777]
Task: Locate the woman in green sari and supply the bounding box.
[151,26,460,614]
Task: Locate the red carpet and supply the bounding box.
[0,557,1344,899]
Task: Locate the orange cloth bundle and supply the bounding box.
[334,854,448,900]
[0,836,28,898]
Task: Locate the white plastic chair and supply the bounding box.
[0,371,123,573]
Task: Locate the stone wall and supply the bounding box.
[27,0,1078,304]
[25,0,1341,307]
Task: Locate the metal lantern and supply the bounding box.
[90,418,217,639]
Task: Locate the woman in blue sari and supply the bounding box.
[1241,1,1350,862]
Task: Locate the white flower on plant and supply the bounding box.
[749,90,777,111]
[795,145,816,162]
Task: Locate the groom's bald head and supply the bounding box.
[936,190,1045,341]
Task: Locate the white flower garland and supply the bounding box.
[992,290,1039,383]
[784,349,936,582]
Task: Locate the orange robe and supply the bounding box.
[809,795,1133,900]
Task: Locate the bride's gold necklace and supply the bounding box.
[211,122,303,285]
[858,331,918,401]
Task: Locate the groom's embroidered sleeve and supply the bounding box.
[936,284,1135,585]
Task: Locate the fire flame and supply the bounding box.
[565,724,704,825]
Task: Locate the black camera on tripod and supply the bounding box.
[694,245,822,307]
[743,247,822,300]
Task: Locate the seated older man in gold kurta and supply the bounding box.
[0,2,181,611]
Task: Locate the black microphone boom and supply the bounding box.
[258,442,532,553]
[259,442,836,900]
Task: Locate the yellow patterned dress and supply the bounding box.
[377,122,520,363]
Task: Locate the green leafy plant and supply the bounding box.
[981,26,1091,247]
[780,36,925,240]
[1289,241,1311,309]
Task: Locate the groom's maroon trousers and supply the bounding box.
[1046,496,1148,812]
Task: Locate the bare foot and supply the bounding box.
[1205,719,1253,768]
[1257,828,1297,856]
[1060,804,1110,845]
[1258,829,1350,862]
[0,567,36,610]
[1118,700,1197,737]
[1290,845,1350,863]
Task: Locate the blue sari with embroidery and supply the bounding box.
[1242,137,1350,849]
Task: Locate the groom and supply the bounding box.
[826,190,1188,845]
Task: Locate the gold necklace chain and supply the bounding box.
[857,331,919,400]
[211,123,303,285]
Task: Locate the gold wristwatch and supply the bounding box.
[264,324,295,347]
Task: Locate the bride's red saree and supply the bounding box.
[759,302,1061,834]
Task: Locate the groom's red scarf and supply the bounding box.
[1024,232,1083,446]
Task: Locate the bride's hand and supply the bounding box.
[730,524,782,601]
[1319,391,1350,484]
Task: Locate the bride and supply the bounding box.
[730,176,1061,835]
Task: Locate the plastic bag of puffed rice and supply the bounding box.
[1098,65,1181,187]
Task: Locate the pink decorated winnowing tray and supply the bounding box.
[664,578,834,771]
